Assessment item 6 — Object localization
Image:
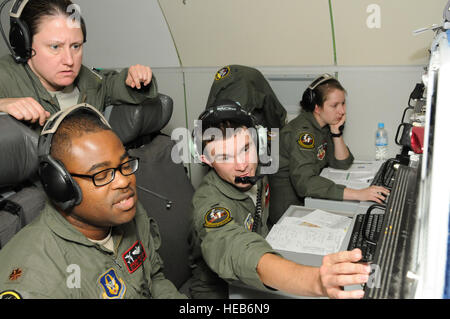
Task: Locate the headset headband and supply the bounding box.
[197,100,256,132]
[41,103,110,136]
[308,73,335,91]
[39,103,111,159]
[9,0,28,18]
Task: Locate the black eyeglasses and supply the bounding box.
[70,157,139,186]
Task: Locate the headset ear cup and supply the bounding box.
[256,125,268,157]
[39,156,82,210]
[301,88,315,112]
[308,89,315,111]
[9,17,32,63]
[189,132,201,164]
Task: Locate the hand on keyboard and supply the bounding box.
[358,186,390,204]
[319,248,371,299]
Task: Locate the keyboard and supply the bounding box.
[371,159,399,189]
[365,165,418,299]
[347,213,385,262]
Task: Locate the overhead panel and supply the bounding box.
[76,0,180,68]
[332,0,448,66]
[158,0,334,67]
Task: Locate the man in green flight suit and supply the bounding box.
[0,0,157,128]
[188,100,371,299]
[0,104,186,299]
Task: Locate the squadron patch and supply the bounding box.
[215,66,231,81]
[0,290,22,299]
[122,241,147,274]
[204,207,233,228]
[98,268,126,299]
[317,142,328,160]
[298,132,315,149]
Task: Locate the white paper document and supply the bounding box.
[319,161,383,189]
[266,210,352,255]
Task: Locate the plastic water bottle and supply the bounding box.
[375,122,388,161]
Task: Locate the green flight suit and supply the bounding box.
[189,169,276,299]
[268,111,354,224]
[0,200,186,299]
[0,54,158,117]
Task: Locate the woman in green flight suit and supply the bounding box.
[269,74,390,224]
[0,0,156,127]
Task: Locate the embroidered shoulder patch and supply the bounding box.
[215,66,231,81]
[0,290,22,299]
[122,241,147,274]
[244,213,254,231]
[204,207,233,228]
[98,268,126,299]
[298,132,315,149]
[317,142,328,160]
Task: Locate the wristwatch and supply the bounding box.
[330,131,343,138]
[331,124,344,138]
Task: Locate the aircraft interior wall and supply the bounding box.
[0,0,445,188]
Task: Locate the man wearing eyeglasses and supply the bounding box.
[0,110,186,299]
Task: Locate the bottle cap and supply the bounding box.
[378,122,384,128]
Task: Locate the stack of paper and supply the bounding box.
[319,161,383,189]
[266,210,352,256]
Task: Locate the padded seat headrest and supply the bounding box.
[0,114,39,188]
[105,93,173,144]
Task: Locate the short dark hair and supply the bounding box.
[50,111,111,163]
[21,0,87,42]
[300,79,346,112]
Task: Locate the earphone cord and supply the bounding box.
[252,181,263,233]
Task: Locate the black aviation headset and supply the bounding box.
[38,103,111,211]
[191,100,269,172]
[301,73,336,112]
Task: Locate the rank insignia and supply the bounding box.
[204,207,233,228]
[215,66,231,81]
[8,268,23,281]
[0,290,22,299]
[317,143,327,160]
[298,132,315,149]
[244,213,254,231]
[122,240,147,274]
[98,268,126,299]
